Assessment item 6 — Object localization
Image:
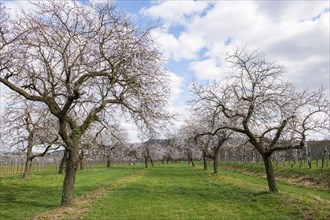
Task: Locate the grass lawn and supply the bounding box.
[83,163,330,220]
[1,162,329,219]
[0,165,142,219]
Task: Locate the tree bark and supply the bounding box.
[321,150,326,169]
[213,156,219,174]
[213,148,220,174]
[150,157,154,167]
[79,150,84,170]
[144,157,148,168]
[61,148,80,206]
[107,156,111,167]
[190,157,195,167]
[23,158,32,179]
[202,152,207,170]
[23,127,34,179]
[262,154,278,193]
[59,150,68,174]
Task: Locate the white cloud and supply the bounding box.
[189,59,223,80]
[167,71,184,103]
[151,28,205,61]
[256,1,329,23]
[143,1,330,94]
[141,1,212,26]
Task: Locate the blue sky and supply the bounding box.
[2,0,330,142]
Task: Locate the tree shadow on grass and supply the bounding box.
[0,181,61,219]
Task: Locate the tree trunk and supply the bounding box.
[107,157,111,167]
[262,154,278,193]
[59,150,68,174]
[23,158,32,179]
[202,152,207,170]
[144,157,148,168]
[213,156,219,174]
[23,132,33,179]
[190,157,195,167]
[150,157,154,167]
[61,148,79,206]
[79,150,84,170]
[321,150,326,169]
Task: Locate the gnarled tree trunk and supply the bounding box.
[262,154,278,193]
[61,148,80,206]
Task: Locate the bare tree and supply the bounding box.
[0,1,171,206]
[186,114,232,174]
[1,98,60,179]
[90,122,129,167]
[195,131,231,174]
[191,47,329,192]
[176,121,202,167]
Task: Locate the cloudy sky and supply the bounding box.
[2,0,329,142]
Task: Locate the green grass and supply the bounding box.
[83,163,330,220]
[0,162,329,220]
[0,165,142,219]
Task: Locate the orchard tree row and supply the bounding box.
[1,1,329,208]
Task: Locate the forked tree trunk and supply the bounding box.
[262,154,278,193]
[61,148,80,206]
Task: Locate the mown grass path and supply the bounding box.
[1,163,329,220]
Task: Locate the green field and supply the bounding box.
[0,163,329,220]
